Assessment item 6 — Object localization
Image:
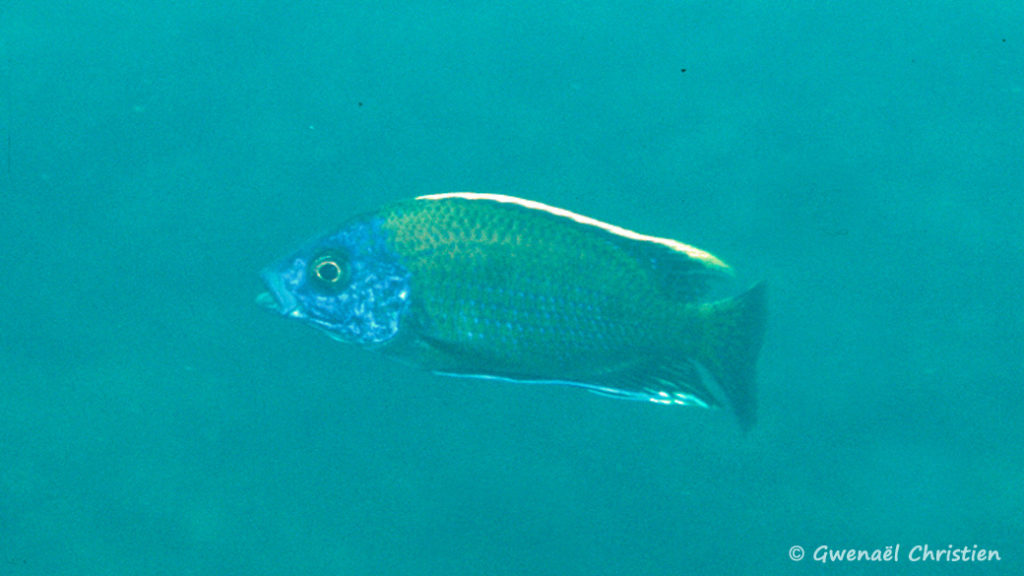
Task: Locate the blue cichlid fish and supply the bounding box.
[258,193,766,429]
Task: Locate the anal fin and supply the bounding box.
[583,359,725,410]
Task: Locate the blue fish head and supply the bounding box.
[257,215,411,346]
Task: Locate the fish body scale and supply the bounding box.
[380,199,682,377]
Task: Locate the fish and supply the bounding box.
[258,193,766,430]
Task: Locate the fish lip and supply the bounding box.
[257,267,298,315]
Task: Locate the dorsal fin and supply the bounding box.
[416,192,733,300]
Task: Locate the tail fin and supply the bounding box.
[693,281,767,431]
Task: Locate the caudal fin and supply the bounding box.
[693,281,767,431]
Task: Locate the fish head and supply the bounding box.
[257,215,411,346]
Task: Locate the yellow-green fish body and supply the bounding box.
[258,193,766,429]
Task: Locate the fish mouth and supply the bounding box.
[257,267,298,315]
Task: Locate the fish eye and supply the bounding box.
[310,252,350,290]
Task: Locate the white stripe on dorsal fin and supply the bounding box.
[416,192,732,273]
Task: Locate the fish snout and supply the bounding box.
[257,267,298,316]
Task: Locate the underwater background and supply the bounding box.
[1,1,1022,574]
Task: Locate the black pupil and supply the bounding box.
[317,261,341,282]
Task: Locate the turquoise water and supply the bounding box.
[2,2,1022,574]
